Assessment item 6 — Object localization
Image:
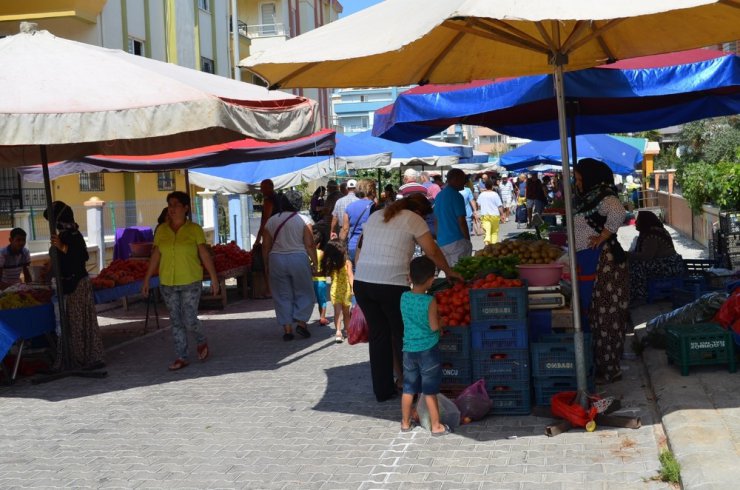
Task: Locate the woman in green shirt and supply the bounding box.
[143,191,219,371]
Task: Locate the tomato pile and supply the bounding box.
[91,259,152,290]
[209,242,252,273]
[435,273,523,326]
[436,282,471,326]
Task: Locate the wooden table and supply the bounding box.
[200,266,249,309]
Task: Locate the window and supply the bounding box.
[157,172,176,191]
[200,56,215,74]
[128,37,144,56]
[260,3,277,35]
[198,0,210,12]
[79,172,104,192]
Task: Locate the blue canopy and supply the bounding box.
[373,49,740,142]
[351,130,459,167]
[500,134,643,175]
[188,134,393,191]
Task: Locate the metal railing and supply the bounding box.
[245,23,286,38]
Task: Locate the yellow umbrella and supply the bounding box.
[242,0,740,401]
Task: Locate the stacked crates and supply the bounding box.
[438,325,472,395]
[530,333,593,406]
[469,285,531,414]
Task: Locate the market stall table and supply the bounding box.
[201,266,249,309]
[0,303,55,383]
[94,276,161,330]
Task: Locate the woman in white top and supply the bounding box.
[354,194,464,402]
[263,190,318,341]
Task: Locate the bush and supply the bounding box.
[675,161,740,213]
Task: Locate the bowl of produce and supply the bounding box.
[129,241,153,257]
[516,263,564,287]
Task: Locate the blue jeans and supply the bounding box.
[160,281,205,360]
[268,252,315,326]
[402,344,442,396]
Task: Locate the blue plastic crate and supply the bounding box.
[647,277,684,303]
[487,385,532,415]
[472,349,529,384]
[530,334,592,378]
[469,285,528,321]
[438,325,471,358]
[470,319,528,351]
[440,357,472,386]
[528,310,552,338]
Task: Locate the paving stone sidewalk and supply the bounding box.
[0,218,713,489]
[2,295,670,489]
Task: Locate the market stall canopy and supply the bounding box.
[18,130,336,181]
[186,133,392,193]
[241,0,740,89]
[500,134,643,174]
[0,24,321,167]
[188,155,334,193]
[373,49,740,142]
[422,140,475,159]
[351,131,458,168]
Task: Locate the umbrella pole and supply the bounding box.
[553,64,589,405]
[40,147,71,369]
[377,168,382,198]
[33,146,107,383]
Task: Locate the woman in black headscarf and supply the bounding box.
[573,159,629,384]
[628,211,685,303]
[44,201,105,370]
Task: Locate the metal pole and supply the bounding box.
[553,62,589,404]
[230,0,241,82]
[41,146,72,370]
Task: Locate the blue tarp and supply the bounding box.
[373,49,740,142]
[500,134,643,175]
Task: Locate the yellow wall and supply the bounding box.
[52,173,127,205]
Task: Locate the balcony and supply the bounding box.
[0,0,106,24]
[245,23,287,39]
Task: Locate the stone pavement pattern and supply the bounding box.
[0,218,725,489]
[1,298,670,489]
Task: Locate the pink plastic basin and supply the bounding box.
[517,263,564,287]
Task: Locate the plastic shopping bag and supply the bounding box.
[347,304,368,345]
[454,379,493,423]
[416,393,461,431]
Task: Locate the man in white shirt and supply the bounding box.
[478,179,505,245]
[331,179,359,239]
[498,175,514,223]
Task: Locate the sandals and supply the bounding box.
[401,421,418,433]
[431,424,452,437]
[283,332,295,341]
[319,318,330,326]
[334,335,344,344]
[197,342,209,361]
[295,325,311,338]
[168,358,189,371]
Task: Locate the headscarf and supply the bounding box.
[635,211,675,253]
[43,201,79,231]
[574,158,618,215]
[274,190,303,213]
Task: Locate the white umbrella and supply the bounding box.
[241,0,740,401]
[0,24,320,167]
[0,23,321,375]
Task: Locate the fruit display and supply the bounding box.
[91,259,153,290]
[209,242,252,273]
[476,239,564,265]
[435,274,523,326]
[452,255,519,281]
[436,283,471,326]
[0,284,52,310]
